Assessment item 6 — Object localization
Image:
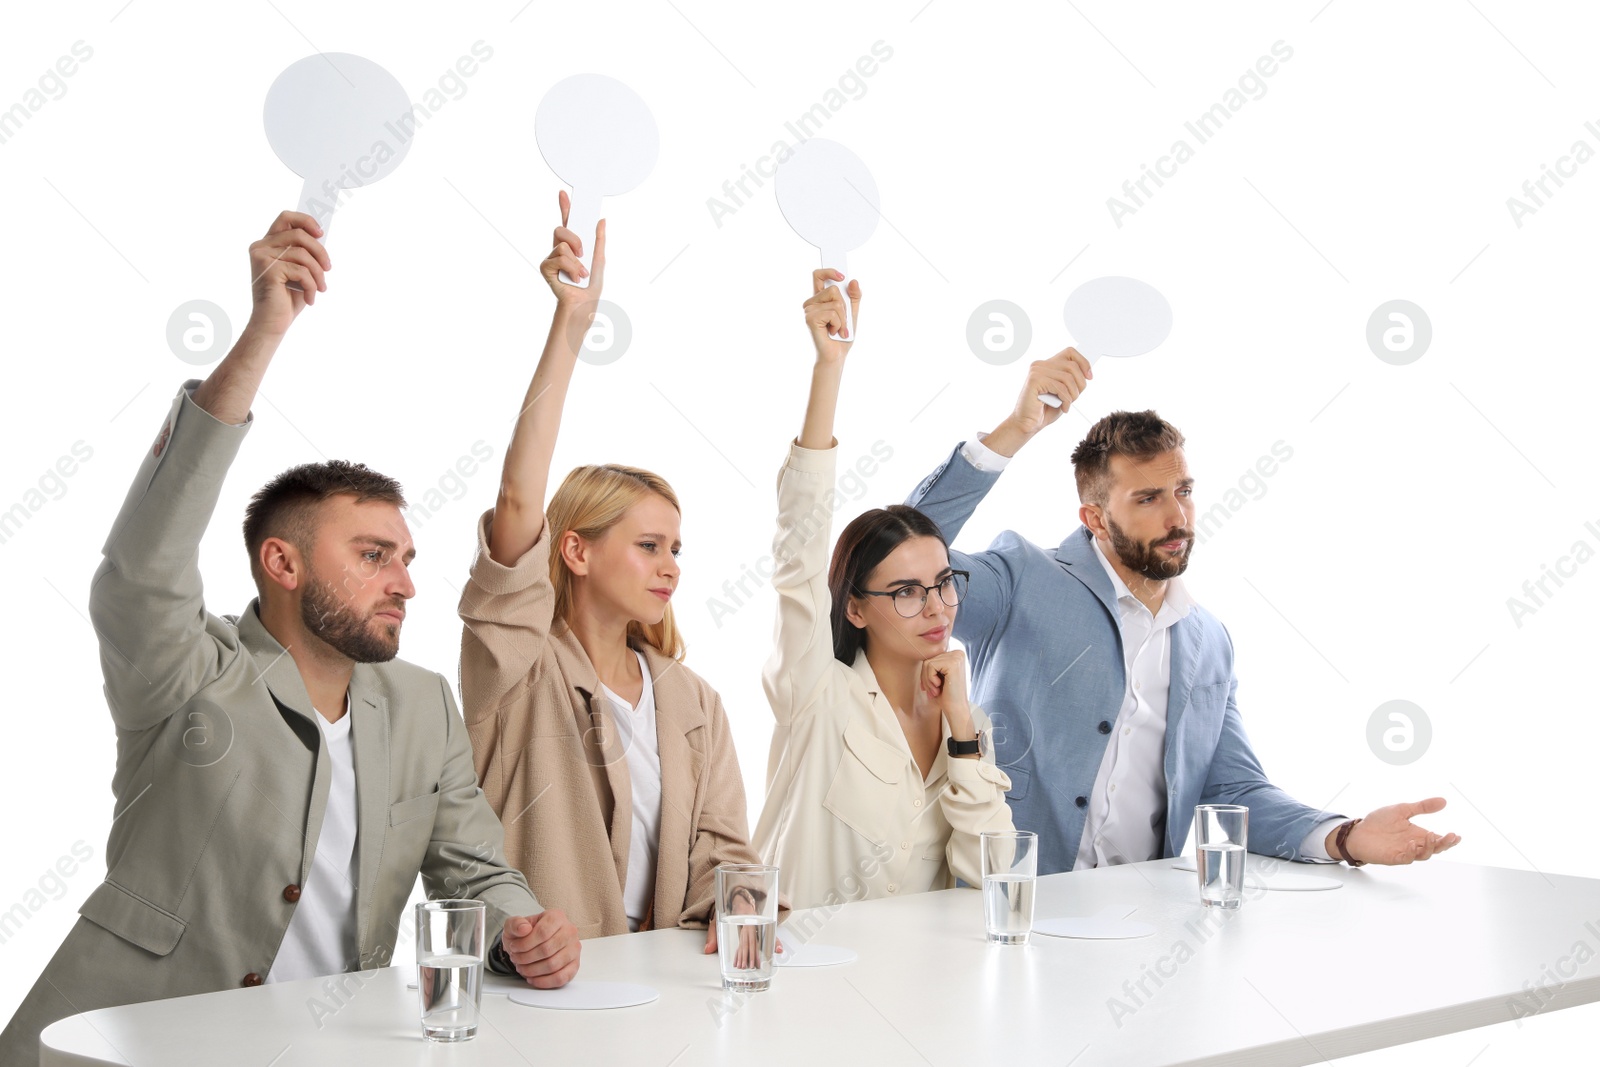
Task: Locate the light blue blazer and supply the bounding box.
[906,442,1340,875]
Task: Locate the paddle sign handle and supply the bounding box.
[825,276,856,341]
[561,185,603,288]
[820,247,855,341]
[286,175,335,293]
[1039,348,1099,408]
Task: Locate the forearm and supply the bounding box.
[492,305,587,562]
[798,359,844,451]
[190,324,285,425]
[945,705,977,744]
[978,415,1035,459]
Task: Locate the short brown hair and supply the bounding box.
[1070,410,1186,505]
[243,461,407,590]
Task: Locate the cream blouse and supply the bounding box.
[753,441,1015,910]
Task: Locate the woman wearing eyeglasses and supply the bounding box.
[753,271,1016,911]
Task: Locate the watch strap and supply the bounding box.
[1334,818,1366,867]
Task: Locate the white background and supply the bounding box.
[1,1,1596,1062]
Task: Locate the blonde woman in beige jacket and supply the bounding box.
[458,194,761,957]
[755,271,1016,911]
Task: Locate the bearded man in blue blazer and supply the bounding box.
[905,348,1460,876]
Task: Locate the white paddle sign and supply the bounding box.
[263,52,414,243]
[775,138,879,341]
[535,74,660,288]
[1042,276,1173,407]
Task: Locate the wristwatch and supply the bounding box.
[1334,818,1367,867]
[947,734,983,757]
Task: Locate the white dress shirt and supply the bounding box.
[960,434,1343,865]
[1073,538,1192,869]
[601,648,663,932]
[267,693,358,982]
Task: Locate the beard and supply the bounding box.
[300,572,402,663]
[1106,516,1194,583]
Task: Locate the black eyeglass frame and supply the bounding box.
[854,570,970,618]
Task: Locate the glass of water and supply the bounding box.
[716,863,779,992]
[415,899,486,1042]
[1194,804,1249,909]
[981,830,1037,944]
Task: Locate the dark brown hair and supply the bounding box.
[1070,410,1186,505]
[242,461,407,590]
[828,505,949,665]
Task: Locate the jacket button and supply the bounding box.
[1075,796,1088,808]
[1098,721,1112,734]
[283,884,301,903]
[242,973,263,987]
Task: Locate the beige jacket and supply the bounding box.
[458,509,760,939]
[0,382,540,1067]
[754,442,1016,910]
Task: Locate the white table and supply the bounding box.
[40,858,1600,1066]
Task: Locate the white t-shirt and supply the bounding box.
[599,649,662,933]
[267,693,360,982]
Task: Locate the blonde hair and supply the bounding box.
[546,464,686,661]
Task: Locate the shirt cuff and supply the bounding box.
[785,438,837,475]
[1299,817,1348,863]
[960,432,1012,473]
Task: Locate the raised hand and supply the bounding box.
[541,189,607,312]
[1010,346,1092,435]
[247,211,330,336]
[803,268,861,364]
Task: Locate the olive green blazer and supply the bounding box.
[0,381,539,1067]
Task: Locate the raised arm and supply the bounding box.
[903,347,1092,646]
[797,269,858,450]
[459,194,610,726]
[190,212,329,423]
[761,272,861,727]
[905,346,1092,542]
[486,191,605,565]
[90,212,329,733]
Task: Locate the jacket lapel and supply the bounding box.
[348,663,390,959]
[1163,612,1205,856]
[644,646,701,927]
[1054,527,1126,660]
[236,600,332,886]
[554,626,632,893]
[237,599,319,724]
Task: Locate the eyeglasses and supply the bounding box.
[856,571,969,618]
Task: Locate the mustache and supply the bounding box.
[1151,528,1194,547]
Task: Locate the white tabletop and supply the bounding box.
[40,858,1600,1066]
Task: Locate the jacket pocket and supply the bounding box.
[78,880,187,957]
[1001,763,1030,801]
[822,719,906,846]
[389,789,441,827]
[1182,681,1230,751]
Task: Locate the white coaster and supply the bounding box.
[1033,916,1156,940]
[1171,858,1342,892]
[776,941,857,967]
[508,981,660,1011]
